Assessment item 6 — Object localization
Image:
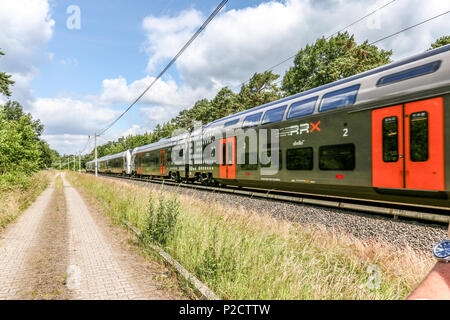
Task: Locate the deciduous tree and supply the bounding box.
[281,32,392,96]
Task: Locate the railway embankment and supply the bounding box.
[67,172,437,300]
[0,171,52,231]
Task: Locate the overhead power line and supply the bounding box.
[369,10,450,45]
[97,0,228,137]
[237,0,398,88]
[271,9,450,86]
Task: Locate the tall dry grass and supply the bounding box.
[0,171,52,230]
[67,172,435,300]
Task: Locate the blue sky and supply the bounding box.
[0,0,448,155]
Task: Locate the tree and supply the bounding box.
[0,112,42,174]
[429,36,450,50]
[1,101,43,136]
[237,71,281,111]
[0,50,14,97]
[281,32,392,96]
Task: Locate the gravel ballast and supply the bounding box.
[102,176,449,254]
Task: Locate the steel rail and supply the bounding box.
[88,172,450,225]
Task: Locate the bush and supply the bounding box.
[0,171,32,191]
[143,190,180,247]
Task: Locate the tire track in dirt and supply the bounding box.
[18,174,70,299]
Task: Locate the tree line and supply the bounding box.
[0,54,59,180]
[89,33,449,163]
[1,33,448,173]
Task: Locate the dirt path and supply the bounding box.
[0,173,184,300]
[0,176,57,299]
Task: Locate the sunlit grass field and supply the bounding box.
[0,171,52,230]
[67,172,434,300]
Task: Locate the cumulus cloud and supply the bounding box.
[142,9,204,72]
[41,134,91,156]
[142,0,450,91]
[0,0,55,104]
[98,75,215,108]
[30,98,120,135]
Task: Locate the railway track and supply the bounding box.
[89,172,450,225]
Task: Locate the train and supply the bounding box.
[86,44,450,208]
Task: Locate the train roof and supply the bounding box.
[92,44,450,159]
[131,132,189,154]
[86,150,130,164]
[204,44,450,129]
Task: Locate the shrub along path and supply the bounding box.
[0,172,183,300]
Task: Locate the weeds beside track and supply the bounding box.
[67,172,435,300]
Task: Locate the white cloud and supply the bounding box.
[121,124,145,137]
[142,9,204,72]
[0,0,54,104]
[98,75,212,108]
[30,97,120,135]
[142,0,450,91]
[41,134,91,156]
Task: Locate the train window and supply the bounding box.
[376,60,441,87]
[319,84,360,112]
[261,145,282,170]
[319,144,355,170]
[224,119,239,127]
[382,116,399,162]
[262,105,287,125]
[287,97,317,119]
[242,112,263,128]
[410,111,429,162]
[240,153,258,170]
[222,142,226,165]
[240,136,257,170]
[286,148,313,170]
[228,142,233,165]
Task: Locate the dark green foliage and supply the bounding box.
[429,35,450,50]
[0,50,14,97]
[84,71,281,160]
[0,103,42,175]
[143,191,181,247]
[281,32,392,95]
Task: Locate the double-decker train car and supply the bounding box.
[130,133,190,181]
[88,44,450,208]
[86,150,131,175]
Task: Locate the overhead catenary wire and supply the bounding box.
[269,9,450,86]
[236,0,399,89]
[78,0,392,155]
[96,0,228,137]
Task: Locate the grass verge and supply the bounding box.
[0,171,52,230]
[66,172,435,300]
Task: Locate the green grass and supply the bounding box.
[67,172,434,300]
[0,171,52,230]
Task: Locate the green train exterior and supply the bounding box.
[93,45,450,208]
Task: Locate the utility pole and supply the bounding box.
[79,152,81,173]
[95,133,98,177]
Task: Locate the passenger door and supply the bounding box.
[219,137,236,179]
[371,97,444,191]
[160,150,166,175]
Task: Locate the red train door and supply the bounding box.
[219,137,236,179]
[372,105,404,188]
[404,98,444,190]
[372,97,444,191]
[160,150,166,175]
